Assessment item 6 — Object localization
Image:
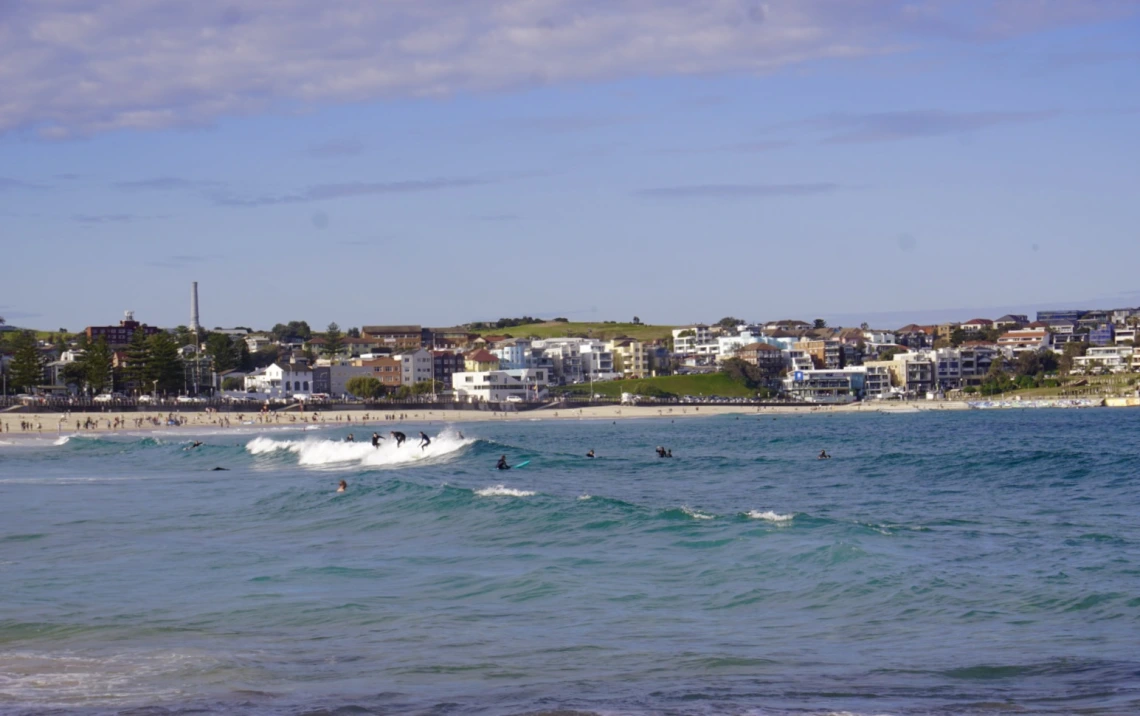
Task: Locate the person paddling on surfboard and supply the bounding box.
[497,455,510,470]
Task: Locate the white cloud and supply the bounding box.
[0,0,1134,138]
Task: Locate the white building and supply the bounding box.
[1072,346,1134,374]
[452,368,550,402]
[672,325,718,357]
[997,328,1053,356]
[783,368,866,404]
[244,362,314,397]
[491,338,533,370]
[531,338,617,383]
[398,348,434,386]
[716,329,767,363]
[245,334,273,352]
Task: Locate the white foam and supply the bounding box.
[246,429,473,467]
[53,436,71,446]
[681,506,715,520]
[578,494,592,500]
[747,510,795,523]
[475,484,535,497]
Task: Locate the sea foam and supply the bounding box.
[746,510,794,523]
[246,429,472,467]
[475,485,535,497]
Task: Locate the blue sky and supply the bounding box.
[2,0,1138,331]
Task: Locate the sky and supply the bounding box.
[1,0,1139,332]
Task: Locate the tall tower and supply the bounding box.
[189,281,201,332]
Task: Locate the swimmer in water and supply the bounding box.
[656,446,666,458]
[418,431,431,451]
[337,480,347,493]
[818,450,831,460]
[586,449,595,458]
[390,431,406,447]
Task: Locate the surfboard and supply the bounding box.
[514,460,531,469]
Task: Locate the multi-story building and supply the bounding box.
[398,348,434,386]
[960,318,994,333]
[783,368,865,404]
[244,361,314,397]
[432,351,464,386]
[359,325,423,351]
[491,338,533,370]
[531,338,615,383]
[607,337,649,378]
[451,368,550,402]
[864,364,893,399]
[1072,346,1134,374]
[1115,328,1138,345]
[1036,310,1084,323]
[355,355,404,388]
[997,328,1053,355]
[464,349,500,373]
[85,311,161,347]
[865,354,934,397]
[936,323,960,342]
[1088,324,1115,347]
[993,314,1029,330]
[736,343,785,372]
[672,325,715,356]
[794,340,844,369]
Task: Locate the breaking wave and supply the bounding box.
[245,428,473,467]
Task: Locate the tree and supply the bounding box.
[877,346,904,361]
[716,317,744,329]
[237,341,254,372]
[8,331,44,392]
[147,332,184,394]
[253,345,280,369]
[632,316,641,325]
[813,318,827,329]
[205,333,238,372]
[860,322,870,331]
[1014,351,1040,377]
[721,357,774,389]
[345,376,383,399]
[346,327,361,338]
[949,328,966,347]
[61,363,87,392]
[174,325,196,347]
[270,321,312,342]
[83,336,114,394]
[123,328,153,392]
[323,322,344,357]
[221,376,244,391]
[1058,341,1088,376]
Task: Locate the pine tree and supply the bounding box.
[83,336,114,394]
[147,332,184,395]
[323,322,344,357]
[9,330,45,392]
[123,328,152,393]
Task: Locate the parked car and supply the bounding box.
[505,395,523,403]
[93,394,116,403]
[138,395,155,404]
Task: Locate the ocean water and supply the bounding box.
[1,410,1138,715]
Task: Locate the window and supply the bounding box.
[303,382,309,390]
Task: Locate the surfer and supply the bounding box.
[211,467,228,471]
[418,431,431,450]
[656,446,666,458]
[818,450,831,460]
[666,449,673,458]
[586,449,595,458]
[497,455,510,470]
[390,431,406,447]
[371,432,383,448]
[337,479,347,493]
[345,433,355,443]
[187,440,203,450]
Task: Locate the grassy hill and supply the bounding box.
[552,372,758,399]
[469,321,674,342]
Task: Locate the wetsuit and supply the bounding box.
[497,457,510,470]
[371,433,382,448]
[419,432,431,450]
[391,431,406,447]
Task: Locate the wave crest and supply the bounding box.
[246,429,472,467]
[746,510,794,523]
[475,485,535,497]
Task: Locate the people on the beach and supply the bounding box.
[497,454,510,470]
[586,449,595,458]
[391,431,406,447]
[337,480,347,493]
[419,431,431,450]
[371,432,382,448]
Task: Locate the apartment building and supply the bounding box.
[794,340,843,369]
[359,325,423,351]
[451,368,550,402]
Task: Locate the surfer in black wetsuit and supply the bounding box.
[187,441,203,450]
[390,431,406,447]
[345,433,355,443]
[371,432,382,448]
[818,450,831,459]
[497,455,510,470]
[586,449,595,458]
[656,446,666,458]
[418,431,431,450]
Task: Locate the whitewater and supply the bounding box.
[1,410,1139,715]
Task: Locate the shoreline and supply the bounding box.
[0,401,976,436]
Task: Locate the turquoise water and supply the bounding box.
[1,410,1138,715]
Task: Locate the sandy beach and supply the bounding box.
[0,401,971,436]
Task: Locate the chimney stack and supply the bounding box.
[189,281,201,333]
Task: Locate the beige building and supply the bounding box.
[607,337,649,378]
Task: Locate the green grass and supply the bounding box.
[552,372,757,398]
[470,321,674,342]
